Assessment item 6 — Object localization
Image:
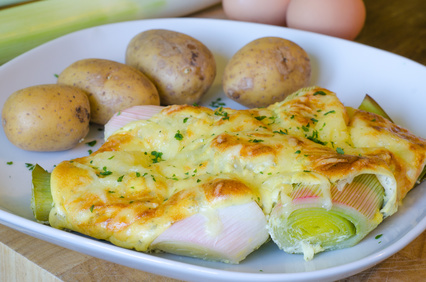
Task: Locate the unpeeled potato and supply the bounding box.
[1,84,90,151]
[222,37,311,108]
[125,29,216,105]
[57,58,160,125]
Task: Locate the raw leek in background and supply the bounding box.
[0,0,220,65]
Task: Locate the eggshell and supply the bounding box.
[223,0,291,26]
[286,0,366,40]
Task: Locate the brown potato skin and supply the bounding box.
[1,84,90,151]
[125,29,216,105]
[57,58,160,125]
[222,37,311,108]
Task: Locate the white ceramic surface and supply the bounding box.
[0,18,425,282]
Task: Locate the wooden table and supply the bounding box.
[1,1,425,281]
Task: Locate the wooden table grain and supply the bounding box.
[1,1,425,281]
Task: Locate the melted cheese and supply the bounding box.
[49,86,426,258]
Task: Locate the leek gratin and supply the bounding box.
[31,87,426,262]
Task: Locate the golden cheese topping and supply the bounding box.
[49,86,425,253]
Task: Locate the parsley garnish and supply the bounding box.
[336,147,345,154]
[255,116,267,121]
[375,234,383,239]
[324,110,335,116]
[214,107,230,120]
[306,130,327,145]
[117,175,124,182]
[183,117,189,123]
[90,205,94,213]
[174,130,184,141]
[301,123,310,132]
[313,90,326,96]
[99,166,112,176]
[6,161,13,165]
[151,151,163,163]
[295,150,301,154]
[249,139,264,143]
[25,163,35,171]
[136,172,141,177]
[273,129,288,135]
[86,140,97,147]
[209,97,226,108]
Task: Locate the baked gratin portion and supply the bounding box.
[47,86,426,262]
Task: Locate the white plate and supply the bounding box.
[0,18,425,282]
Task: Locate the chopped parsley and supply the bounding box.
[183,117,189,123]
[25,163,35,171]
[99,166,112,176]
[273,129,288,135]
[209,97,226,108]
[313,90,326,96]
[151,151,163,163]
[117,175,124,182]
[306,130,327,145]
[336,147,345,154]
[324,110,336,116]
[375,234,383,240]
[86,140,97,147]
[214,107,230,120]
[295,150,301,154]
[90,205,94,213]
[6,161,13,165]
[255,116,267,121]
[249,139,264,143]
[174,130,184,141]
[136,172,141,177]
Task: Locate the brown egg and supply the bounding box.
[286,0,366,40]
[223,0,291,26]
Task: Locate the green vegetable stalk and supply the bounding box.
[0,0,220,65]
[31,164,53,223]
[268,174,384,260]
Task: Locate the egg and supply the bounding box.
[223,0,291,26]
[286,0,366,40]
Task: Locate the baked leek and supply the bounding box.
[268,174,384,260]
[31,164,53,223]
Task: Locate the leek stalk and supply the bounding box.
[268,174,384,260]
[358,94,426,185]
[358,94,393,122]
[0,0,220,65]
[31,164,53,223]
